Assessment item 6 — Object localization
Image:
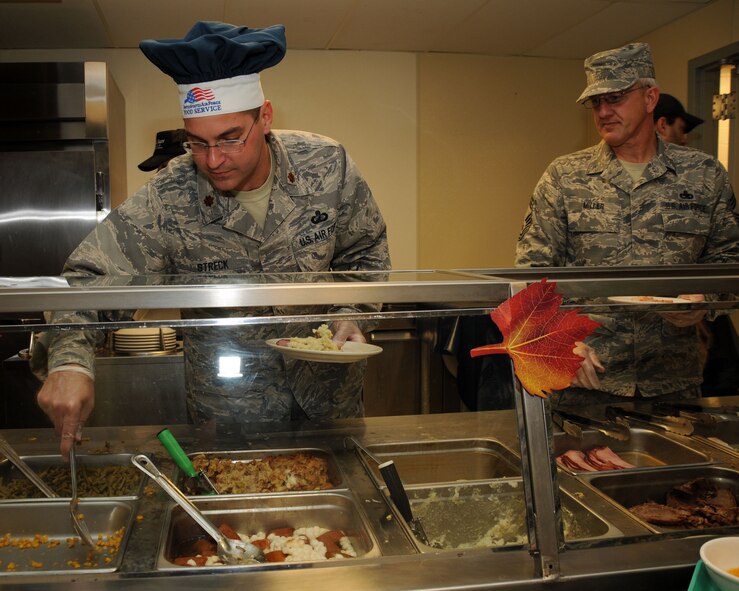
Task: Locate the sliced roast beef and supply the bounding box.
[633,478,739,529]
[629,501,692,526]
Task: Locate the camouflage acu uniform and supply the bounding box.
[516,137,739,400]
[47,130,391,425]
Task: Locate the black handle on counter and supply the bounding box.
[378,460,414,523]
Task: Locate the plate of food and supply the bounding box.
[266,324,383,363]
[607,295,693,304]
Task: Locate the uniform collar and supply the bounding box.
[197,172,232,225]
[267,132,312,197]
[196,132,313,237]
[586,134,676,184]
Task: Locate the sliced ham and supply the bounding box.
[588,446,635,470]
[556,450,597,471]
[557,446,634,472]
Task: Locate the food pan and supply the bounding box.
[0,453,144,501]
[360,439,520,487]
[0,499,134,575]
[176,448,345,496]
[584,465,739,533]
[156,491,380,569]
[396,479,620,551]
[553,428,711,473]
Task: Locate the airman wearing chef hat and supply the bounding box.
[37,20,390,457]
[139,21,287,194]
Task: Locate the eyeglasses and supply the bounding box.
[183,116,259,155]
[582,85,644,109]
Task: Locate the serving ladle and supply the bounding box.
[131,454,264,564]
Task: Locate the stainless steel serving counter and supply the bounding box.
[1,406,737,591]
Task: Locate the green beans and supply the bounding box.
[0,465,140,499]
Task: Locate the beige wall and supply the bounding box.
[418,54,586,268]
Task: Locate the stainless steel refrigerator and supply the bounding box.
[0,62,127,425]
[0,61,126,278]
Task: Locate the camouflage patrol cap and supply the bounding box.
[576,43,656,103]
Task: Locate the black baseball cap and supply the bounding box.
[138,129,188,171]
[653,94,704,133]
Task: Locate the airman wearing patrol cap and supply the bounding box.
[516,42,739,410]
[576,42,656,103]
[38,21,391,456]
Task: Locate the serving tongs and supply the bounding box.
[552,410,630,441]
[131,455,264,564]
[157,428,219,495]
[605,406,694,436]
[650,402,720,426]
[69,443,96,548]
[654,401,739,420]
[0,434,58,498]
[344,437,432,547]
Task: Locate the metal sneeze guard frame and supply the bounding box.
[0,263,737,589]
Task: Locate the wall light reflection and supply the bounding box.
[217,356,243,378]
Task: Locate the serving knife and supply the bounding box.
[605,406,694,436]
[345,437,433,547]
[552,410,630,441]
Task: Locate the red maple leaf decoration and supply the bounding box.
[470,278,600,398]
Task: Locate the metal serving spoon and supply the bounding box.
[131,454,264,564]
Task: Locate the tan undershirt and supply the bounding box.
[619,159,649,183]
[233,153,275,228]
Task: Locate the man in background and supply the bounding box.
[653,93,704,147]
[516,43,739,408]
[138,128,187,172]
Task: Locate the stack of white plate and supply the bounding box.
[113,327,177,353]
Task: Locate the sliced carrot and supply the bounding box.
[264,550,287,562]
[218,523,240,540]
[251,538,270,550]
[174,555,208,566]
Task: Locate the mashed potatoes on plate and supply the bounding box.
[285,324,339,351]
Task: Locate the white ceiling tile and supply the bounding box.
[0,0,109,49]
[329,0,490,52]
[424,0,611,55]
[97,0,226,47]
[528,1,710,59]
[225,0,353,49]
[0,0,717,55]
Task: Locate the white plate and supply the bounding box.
[113,344,177,351]
[608,296,693,304]
[113,335,177,343]
[114,328,176,336]
[266,339,383,363]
